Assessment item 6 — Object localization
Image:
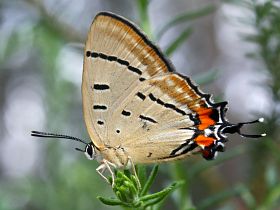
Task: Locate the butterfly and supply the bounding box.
[31,11,265,185]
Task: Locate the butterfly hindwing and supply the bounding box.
[111,74,214,163]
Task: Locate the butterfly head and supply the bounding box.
[76,142,97,160]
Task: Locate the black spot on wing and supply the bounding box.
[164,103,187,116]
[121,110,131,116]
[93,105,107,110]
[91,52,98,58]
[156,98,165,106]
[117,58,129,66]
[148,93,187,116]
[147,152,152,158]
[99,53,108,60]
[170,141,197,156]
[97,120,104,125]
[87,50,142,76]
[93,84,110,90]
[108,55,117,61]
[136,92,146,100]
[128,66,142,75]
[148,93,156,101]
[86,51,91,57]
[139,114,157,124]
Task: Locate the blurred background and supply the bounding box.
[0,0,279,209]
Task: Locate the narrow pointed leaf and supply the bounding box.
[143,193,170,208]
[197,185,244,210]
[144,181,185,208]
[137,0,153,39]
[136,165,147,188]
[165,27,192,56]
[259,183,280,210]
[97,196,123,206]
[189,145,245,178]
[140,165,159,196]
[140,181,184,202]
[193,68,219,86]
[156,5,215,40]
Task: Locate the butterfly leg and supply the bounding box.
[104,160,116,187]
[96,160,116,186]
[128,157,141,190]
[96,163,111,184]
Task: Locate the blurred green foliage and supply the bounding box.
[0,0,279,209]
[240,0,280,209]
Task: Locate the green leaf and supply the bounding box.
[97,196,123,206]
[156,5,215,40]
[143,181,184,208]
[165,27,192,56]
[223,0,254,10]
[169,162,194,210]
[136,165,147,187]
[193,68,220,86]
[238,185,256,209]
[143,193,170,209]
[131,175,141,192]
[265,163,278,189]
[245,52,259,59]
[115,190,126,203]
[137,0,153,39]
[197,185,244,210]
[140,181,184,202]
[189,145,245,178]
[137,0,149,18]
[258,183,280,210]
[140,165,159,196]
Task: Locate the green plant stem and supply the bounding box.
[140,165,159,196]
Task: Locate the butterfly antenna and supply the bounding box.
[236,118,266,138]
[31,131,88,145]
[223,118,266,138]
[75,147,85,152]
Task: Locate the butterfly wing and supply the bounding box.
[83,12,226,161]
[83,12,173,147]
[112,73,227,163]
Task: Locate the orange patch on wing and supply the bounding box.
[195,135,215,147]
[195,107,212,115]
[196,108,216,130]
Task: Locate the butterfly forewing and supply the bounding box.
[83,13,173,147]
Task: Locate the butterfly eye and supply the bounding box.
[85,144,95,160]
